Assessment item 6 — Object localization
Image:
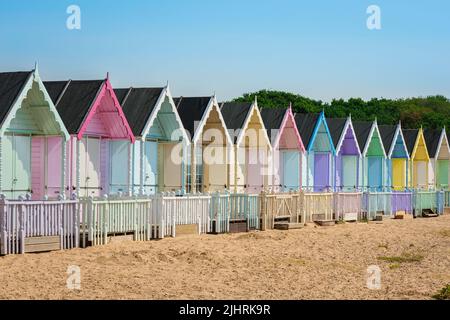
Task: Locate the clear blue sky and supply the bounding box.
[1,0,449,102]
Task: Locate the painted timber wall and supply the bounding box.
[0,69,69,200]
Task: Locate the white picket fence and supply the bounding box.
[158,193,211,237]
[0,195,79,255]
[79,193,212,247]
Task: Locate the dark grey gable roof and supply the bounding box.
[353,121,374,152]
[44,80,104,134]
[326,118,347,149]
[220,102,253,144]
[0,71,33,125]
[174,96,212,140]
[424,129,443,158]
[260,107,286,142]
[378,125,398,154]
[115,87,164,136]
[294,113,320,148]
[402,129,419,155]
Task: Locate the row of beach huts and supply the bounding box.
[0,67,448,255]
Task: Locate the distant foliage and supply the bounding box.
[232,90,450,130]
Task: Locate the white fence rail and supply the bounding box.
[0,195,78,255]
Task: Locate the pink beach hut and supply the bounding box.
[260,106,305,192]
[44,75,135,197]
[0,68,70,200]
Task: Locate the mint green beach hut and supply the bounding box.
[115,85,189,195]
[0,67,69,199]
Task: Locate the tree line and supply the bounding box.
[232,90,450,130]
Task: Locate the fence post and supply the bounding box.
[0,194,7,255]
[19,197,25,254]
[87,196,94,247]
[260,190,266,231]
[71,193,79,249]
[103,194,109,245]
[58,195,64,250]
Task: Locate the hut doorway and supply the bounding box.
[110,140,130,194]
[3,134,31,199]
[246,147,265,194]
[314,153,330,191]
[392,158,406,190]
[368,156,383,191]
[414,161,427,189]
[342,155,358,191]
[282,150,300,191]
[79,136,101,197]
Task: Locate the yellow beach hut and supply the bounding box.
[175,96,233,193]
[403,128,430,189]
[220,99,272,194]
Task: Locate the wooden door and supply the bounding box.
[342,155,357,191]
[2,134,31,199]
[314,153,329,192]
[436,160,449,189]
[46,137,63,198]
[110,140,129,194]
[392,158,406,190]
[368,157,383,191]
[415,161,427,189]
[282,151,300,191]
[246,147,264,193]
[80,137,101,197]
[144,140,158,195]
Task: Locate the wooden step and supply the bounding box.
[24,236,61,253]
[315,220,335,227]
[274,222,304,230]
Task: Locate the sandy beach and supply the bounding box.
[0,214,449,300]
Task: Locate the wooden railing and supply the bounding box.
[362,192,392,220]
[302,192,334,223]
[0,195,79,255]
[210,193,259,233]
[260,191,302,230]
[413,191,444,216]
[334,192,362,221]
